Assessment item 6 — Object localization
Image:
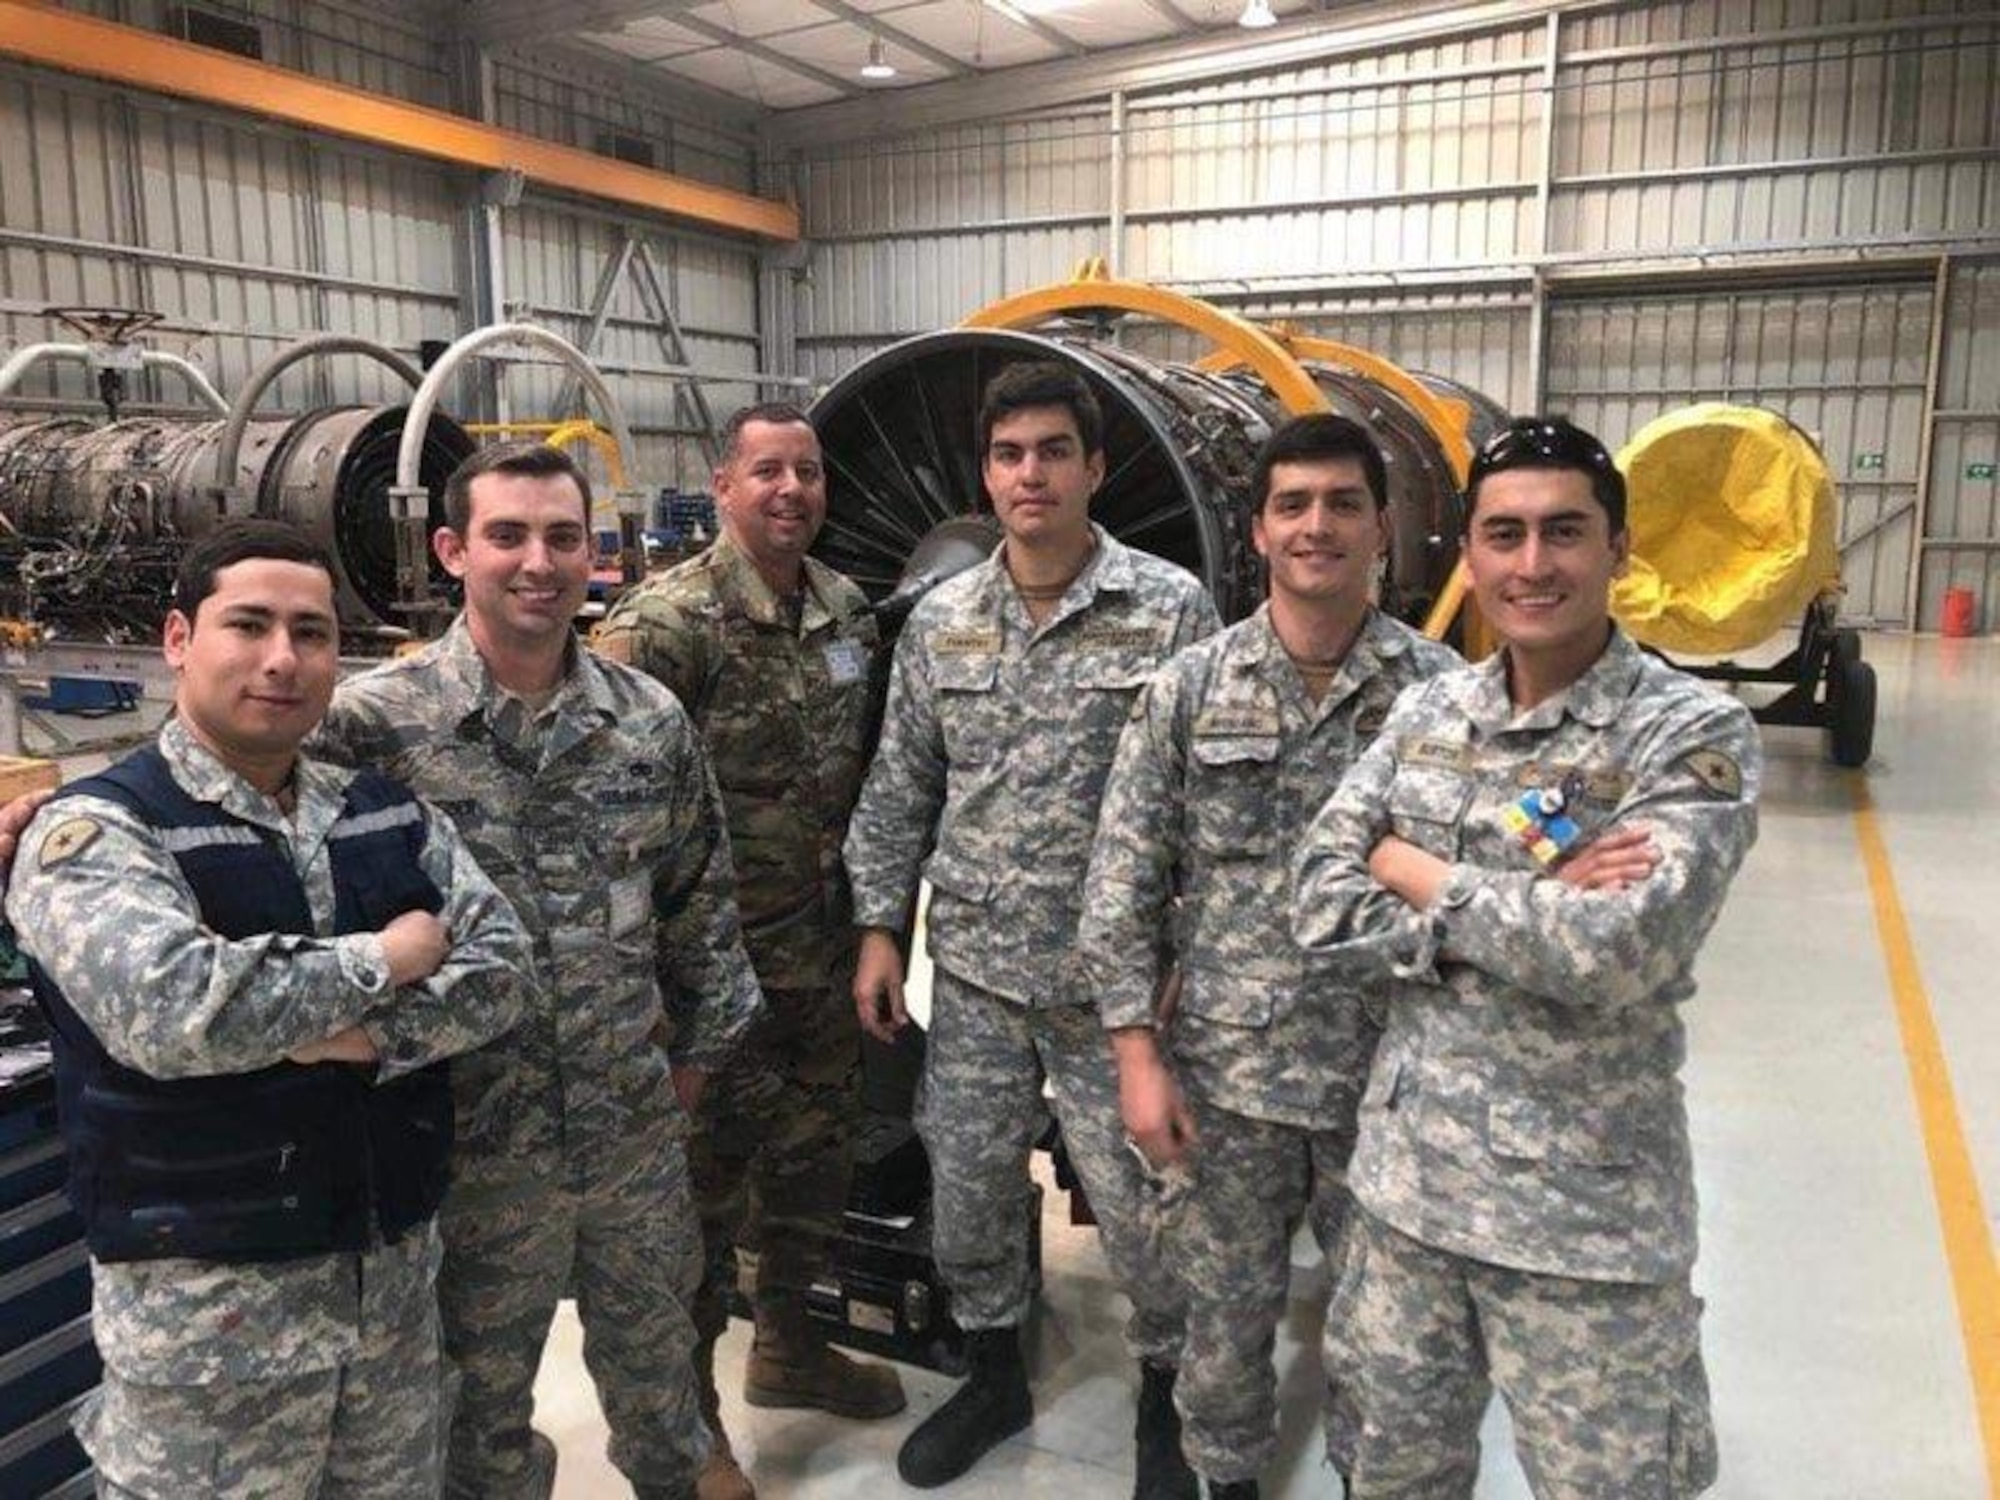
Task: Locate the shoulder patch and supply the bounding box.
[932,629,1002,656]
[590,627,636,666]
[1681,748,1744,799]
[38,816,101,870]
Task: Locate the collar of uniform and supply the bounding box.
[1464,624,1641,732]
[1235,603,1401,676]
[156,714,342,836]
[431,613,618,734]
[708,532,841,635]
[975,521,1134,613]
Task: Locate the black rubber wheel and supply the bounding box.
[1829,657,1877,768]
[1831,627,1862,672]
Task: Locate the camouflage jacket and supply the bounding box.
[845,525,1220,1006]
[318,616,763,1199]
[593,535,878,990]
[1081,605,1459,1128]
[1292,628,1761,1282]
[5,715,530,1383]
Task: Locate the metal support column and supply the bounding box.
[1904,254,1953,630]
[448,38,507,424]
[1525,12,1561,412]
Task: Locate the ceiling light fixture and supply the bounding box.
[1237,0,1277,27]
[860,37,896,79]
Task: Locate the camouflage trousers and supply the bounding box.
[1325,1207,1719,1499]
[689,982,862,1360]
[917,968,1183,1361]
[1154,1088,1356,1483]
[438,1135,709,1500]
[84,1259,445,1498]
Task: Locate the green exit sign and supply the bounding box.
[1855,452,1886,471]
[1969,461,1998,480]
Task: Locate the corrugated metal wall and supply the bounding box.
[1920,257,2000,630]
[1546,280,1936,625]
[779,0,1997,628]
[0,0,763,490]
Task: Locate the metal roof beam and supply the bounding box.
[764,0,1578,149]
[0,1,799,239]
[465,0,676,47]
[981,0,1088,56]
[808,0,975,78]
[668,9,864,99]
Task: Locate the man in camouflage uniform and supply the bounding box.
[1080,415,1460,1499]
[593,403,902,1500]
[846,361,1221,1495]
[6,521,530,1498]
[319,443,764,1500]
[1292,417,1761,1497]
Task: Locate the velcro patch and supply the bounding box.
[1080,627,1162,651]
[1682,748,1744,799]
[590,628,636,665]
[38,816,101,870]
[1400,735,1473,772]
[1195,706,1281,738]
[932,630,1002,656]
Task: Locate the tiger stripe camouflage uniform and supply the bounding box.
[843,524,1219,1357]
[5,715,531,1500]
[318,617,764,1500]
[1080,604,1458,1484]
[593,533,879,1403]
[1292,628,1761,1498]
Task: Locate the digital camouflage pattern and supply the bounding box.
[846,526,1220,1003]
[1292,628,1761,1282]
[84,1279,447,1500]
[920,969,1189,1354]
[1324,1208,1717,1498]
[5,715,528,1496]
[1151,1092,1355,1483]
[319,616,764,1499]
[845,526,1219,1359]
[1077,603,1456,1479]
[1292,628,1758,1495]
[593,534,877,1360]
[1082,604,1459,1127]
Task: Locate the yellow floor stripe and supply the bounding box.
[1852,777,2000,1494]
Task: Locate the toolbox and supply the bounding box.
[0,993,96,1500]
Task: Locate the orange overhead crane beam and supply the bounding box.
[0,0,799,244]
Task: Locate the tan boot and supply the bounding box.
[696,1440,757,1500]
[746,1292,909,1418]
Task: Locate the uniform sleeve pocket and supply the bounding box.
[922,847,994,904]
[1178,972,1275,1027]
[1486,1095,1639,1168]
[1387,771,1470,831]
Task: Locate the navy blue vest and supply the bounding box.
[31,745,455,1265]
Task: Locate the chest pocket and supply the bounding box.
[932,651,1003,765]
[1388,766,1471,857]
[1188,736,1280,858]
[1074,655,1157,765]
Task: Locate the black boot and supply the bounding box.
[896,1326,1032,1488]
[1208,1482,1259,1499]
[1133,1361,1200,1500]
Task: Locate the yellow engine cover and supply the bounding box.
[1612,403,1841,656]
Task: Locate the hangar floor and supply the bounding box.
[534,631,1999,1499]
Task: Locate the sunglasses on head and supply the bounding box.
[1469,419,1617,486]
